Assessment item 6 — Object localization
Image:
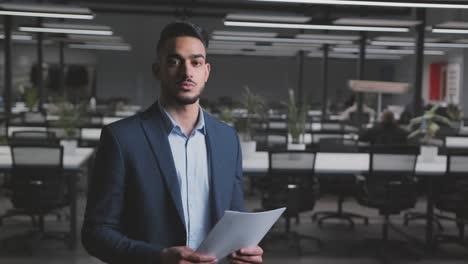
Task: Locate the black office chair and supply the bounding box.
[259,150,323,255]
[433,148,468,249]
[312,138,369,229]
[0,145,71,251]
[9,130,59,146]
[355,145,419,257]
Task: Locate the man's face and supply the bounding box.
[154,36,210,105]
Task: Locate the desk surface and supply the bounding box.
[243,152,446,175]
[0,146,95,170]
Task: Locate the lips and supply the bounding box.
[178,81,195,90]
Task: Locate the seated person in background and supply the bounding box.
[359,110,408,145]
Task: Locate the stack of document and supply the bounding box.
[197,207,286,260]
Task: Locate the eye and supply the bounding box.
[167,58,181,66]
[192,60,203,67]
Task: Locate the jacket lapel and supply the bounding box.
[140,103,185,228]
[204,112,226,221]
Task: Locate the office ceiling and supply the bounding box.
[64,0,418,19]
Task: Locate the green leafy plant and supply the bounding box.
[24,87,38,111]
[218,107,234,125]
[285,89,307,144]
[447,103,462,121]
[408,105,453,145]
[236,85,265,141]
[57,100,84,139]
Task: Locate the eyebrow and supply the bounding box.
[166,53,205,60]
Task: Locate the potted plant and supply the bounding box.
[24,87,38,112]
[218,107,235,126]
[57,100,83,154]
[446,103,463,130]
[408,104,453,161]
[236,86,265,158]
[285,89,307,151]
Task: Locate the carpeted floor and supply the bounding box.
[0,189,466,264]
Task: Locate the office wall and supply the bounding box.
[91,13,393,109]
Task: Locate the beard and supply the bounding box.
[174,93,201,105]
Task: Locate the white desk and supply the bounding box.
[0,146,95,170]
[243,152,446,175]
[80,128,102,141]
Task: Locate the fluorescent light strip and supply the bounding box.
[333,47,445,55]
[19,26,113,36]
[209,49,296,57]
[226,13,311,23]
[0,34,33,40]
[250,0,468,9]
[308,52,401,60]
[212,30,278,38]
[425,42,468,48]
[210,44,318,52]
[296,33,359,40]
[224,20,409,32]
[0,11,93,19]
[68,43,131,51]
[370,41,414,47]
[212,35,353,44]
[432,28,468,34]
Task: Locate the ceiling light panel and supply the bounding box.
[68,43,131,51]
[224,20,409,32]
[19,23,113,36]
[295,33,359,40]
[334,18,420,27]
[432,28,468,34]
[212,35,352,44]
[250,0,468,9]
[226,13,311,23]
[0,3,94,19]
[212,30,278,38]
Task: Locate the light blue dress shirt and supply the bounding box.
[158,103,211,250]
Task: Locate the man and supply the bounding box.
[359,110,408,145]
[82,21,263,264]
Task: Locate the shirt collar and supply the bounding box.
[157,101,206,136]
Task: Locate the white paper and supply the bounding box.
[196,207,286,260]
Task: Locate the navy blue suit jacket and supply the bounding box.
[82,102,245,264]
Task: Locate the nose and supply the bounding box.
[179,60,193,79]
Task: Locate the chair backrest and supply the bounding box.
[445,136,468,149]
[369,145,419,175]
[312,133,343,144]
[10,130,59,146]
[269,151,316,172]
[321,122,343,132]
[10,145,65,209]
[318,138,358,153]
[446,148,468,174]
[264,151,318,214]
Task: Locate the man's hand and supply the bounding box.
[160,246,217,264]
[228,246,263,264]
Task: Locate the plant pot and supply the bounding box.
[420,145,438,162]
[287,143,306,151]
[240,141,256,159]
[61,139,78,155]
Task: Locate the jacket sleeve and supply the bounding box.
[230,131,246,212]
[81,126,163,264]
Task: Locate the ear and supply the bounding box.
[152,63,161,80]
[204,62,211,82]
